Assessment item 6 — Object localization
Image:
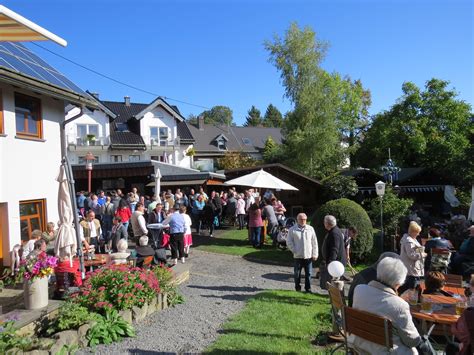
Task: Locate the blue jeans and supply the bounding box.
[294,258,313,291]
[122,222,129,241]
[250,227,262,246]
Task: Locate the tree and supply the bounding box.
[265,23,372,179]
[355,79,472,183]
[262,136,282,163]
[198,105,234,126]
[321,174,358,201]
[217,151,257,170]
[263,104,284,127]
[244,106,263,127]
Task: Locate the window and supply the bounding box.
[116,123,128,132]
[78,156,99,164]
[110,155,122,162]
[15,93,42,139]
[242,137,252,146]
[0,90,3,134]
[19,199,46,242]
[77,124,99,145]
[129,155,140,162]
[217,139,226,150]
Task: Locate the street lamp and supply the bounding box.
[85,152,95,192]
[375,180,386,253]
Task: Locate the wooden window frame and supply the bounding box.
[19,199,47,241]
[15,92,43,139]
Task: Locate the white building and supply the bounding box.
[66,95,195,170]
[0,7,98,266]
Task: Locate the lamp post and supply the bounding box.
[85,152,95,192]
[375,180,386,253]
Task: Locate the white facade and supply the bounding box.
[66,102,193,168]
[0,83,65,265]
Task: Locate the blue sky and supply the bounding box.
[4,0,473,125]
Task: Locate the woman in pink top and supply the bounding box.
[248,201,263,248]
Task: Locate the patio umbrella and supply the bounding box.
[54,165,77,267]
[224,169,298,191]
[155,167,162,202]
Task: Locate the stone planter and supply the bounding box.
[24,277,48,310]
[161,292,168,309]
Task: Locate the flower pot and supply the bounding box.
[24,277,49,310]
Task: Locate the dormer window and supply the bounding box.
[217,139,226,150]
[242,137,252,146]
[214,134,228,151]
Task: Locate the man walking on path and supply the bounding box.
[319,215,347,289]
[287,213,318,293]
[164,204,186,265]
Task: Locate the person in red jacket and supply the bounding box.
[115,198,131,233]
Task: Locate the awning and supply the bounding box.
[0,5,67,46]
[147,179,206,187]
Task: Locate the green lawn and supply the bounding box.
[194,229,294,264]
[205,290,339,354]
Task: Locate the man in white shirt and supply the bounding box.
[287,213,318,293]
[80,211,102,252]
[23,229,42,259]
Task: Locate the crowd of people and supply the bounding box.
[72,186,290,265]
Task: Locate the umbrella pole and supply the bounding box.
[63,156,85,279]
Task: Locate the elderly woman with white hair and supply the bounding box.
[398,221,427,295]
[351,257,427,354]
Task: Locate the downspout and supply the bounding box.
[60,106,85,278]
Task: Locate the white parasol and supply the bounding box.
[54,165,77,267]
[224,169,298,190]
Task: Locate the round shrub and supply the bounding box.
[313,198,373,261]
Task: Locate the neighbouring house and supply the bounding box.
[66,95,195,168]
[188,117,283,172]
[0,6,99,266]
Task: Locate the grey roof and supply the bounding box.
[110,131,146,150]
[133,97,185,122]
[101,100,148,123]
[177,121,195,143]
[187,123,282,154]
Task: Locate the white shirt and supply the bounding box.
[183,213,192,235]
[23,239,36,258]
[89,221,98,239]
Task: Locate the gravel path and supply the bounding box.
[85,249,297,354]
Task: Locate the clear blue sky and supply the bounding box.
[4,0,473,125]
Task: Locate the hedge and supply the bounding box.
[313,198,373,262]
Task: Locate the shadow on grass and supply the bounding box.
[206,350,287,355]
[217,328,312,341]
[253,291,320,306]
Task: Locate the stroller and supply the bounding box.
[276,217,297,249]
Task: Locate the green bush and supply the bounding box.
[313,198,373,261]
[46,302,102,335]
[87,309,135,347]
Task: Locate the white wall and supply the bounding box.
[0,83,64,265]
[66,107,110,145]
[140,106,177,146]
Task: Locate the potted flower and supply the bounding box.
[20,251,58,309]
[86,134,96,146]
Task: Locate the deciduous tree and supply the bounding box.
[198,105,234,126]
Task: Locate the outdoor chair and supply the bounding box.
[142,256,154,269]
[343,306,393,354]
[444,273,463,287]
[326,281,346,354]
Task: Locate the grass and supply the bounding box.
[193,229,294,264]
[204,290,338,354]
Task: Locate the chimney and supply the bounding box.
[124,96,131,107]
[90,92,99,99]
[198,115,205,130]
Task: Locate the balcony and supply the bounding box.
[68,136,109,151]
[147,137,180,152]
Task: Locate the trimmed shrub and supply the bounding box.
[313,198,373,261]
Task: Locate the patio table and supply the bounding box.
[84,253,110,271]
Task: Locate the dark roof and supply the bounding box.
[177,121,194,143]
[187,123,282,154]
[109,131,146,150]
[101,100,149,123]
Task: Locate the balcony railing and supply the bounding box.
[69,136,108,147]
[149,137,180,148]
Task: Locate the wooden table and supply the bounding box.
[84,254,110,271]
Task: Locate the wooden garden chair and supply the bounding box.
[326,282,347,354]
[343,306,394,354]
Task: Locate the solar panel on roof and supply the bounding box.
[0,42,87,96]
